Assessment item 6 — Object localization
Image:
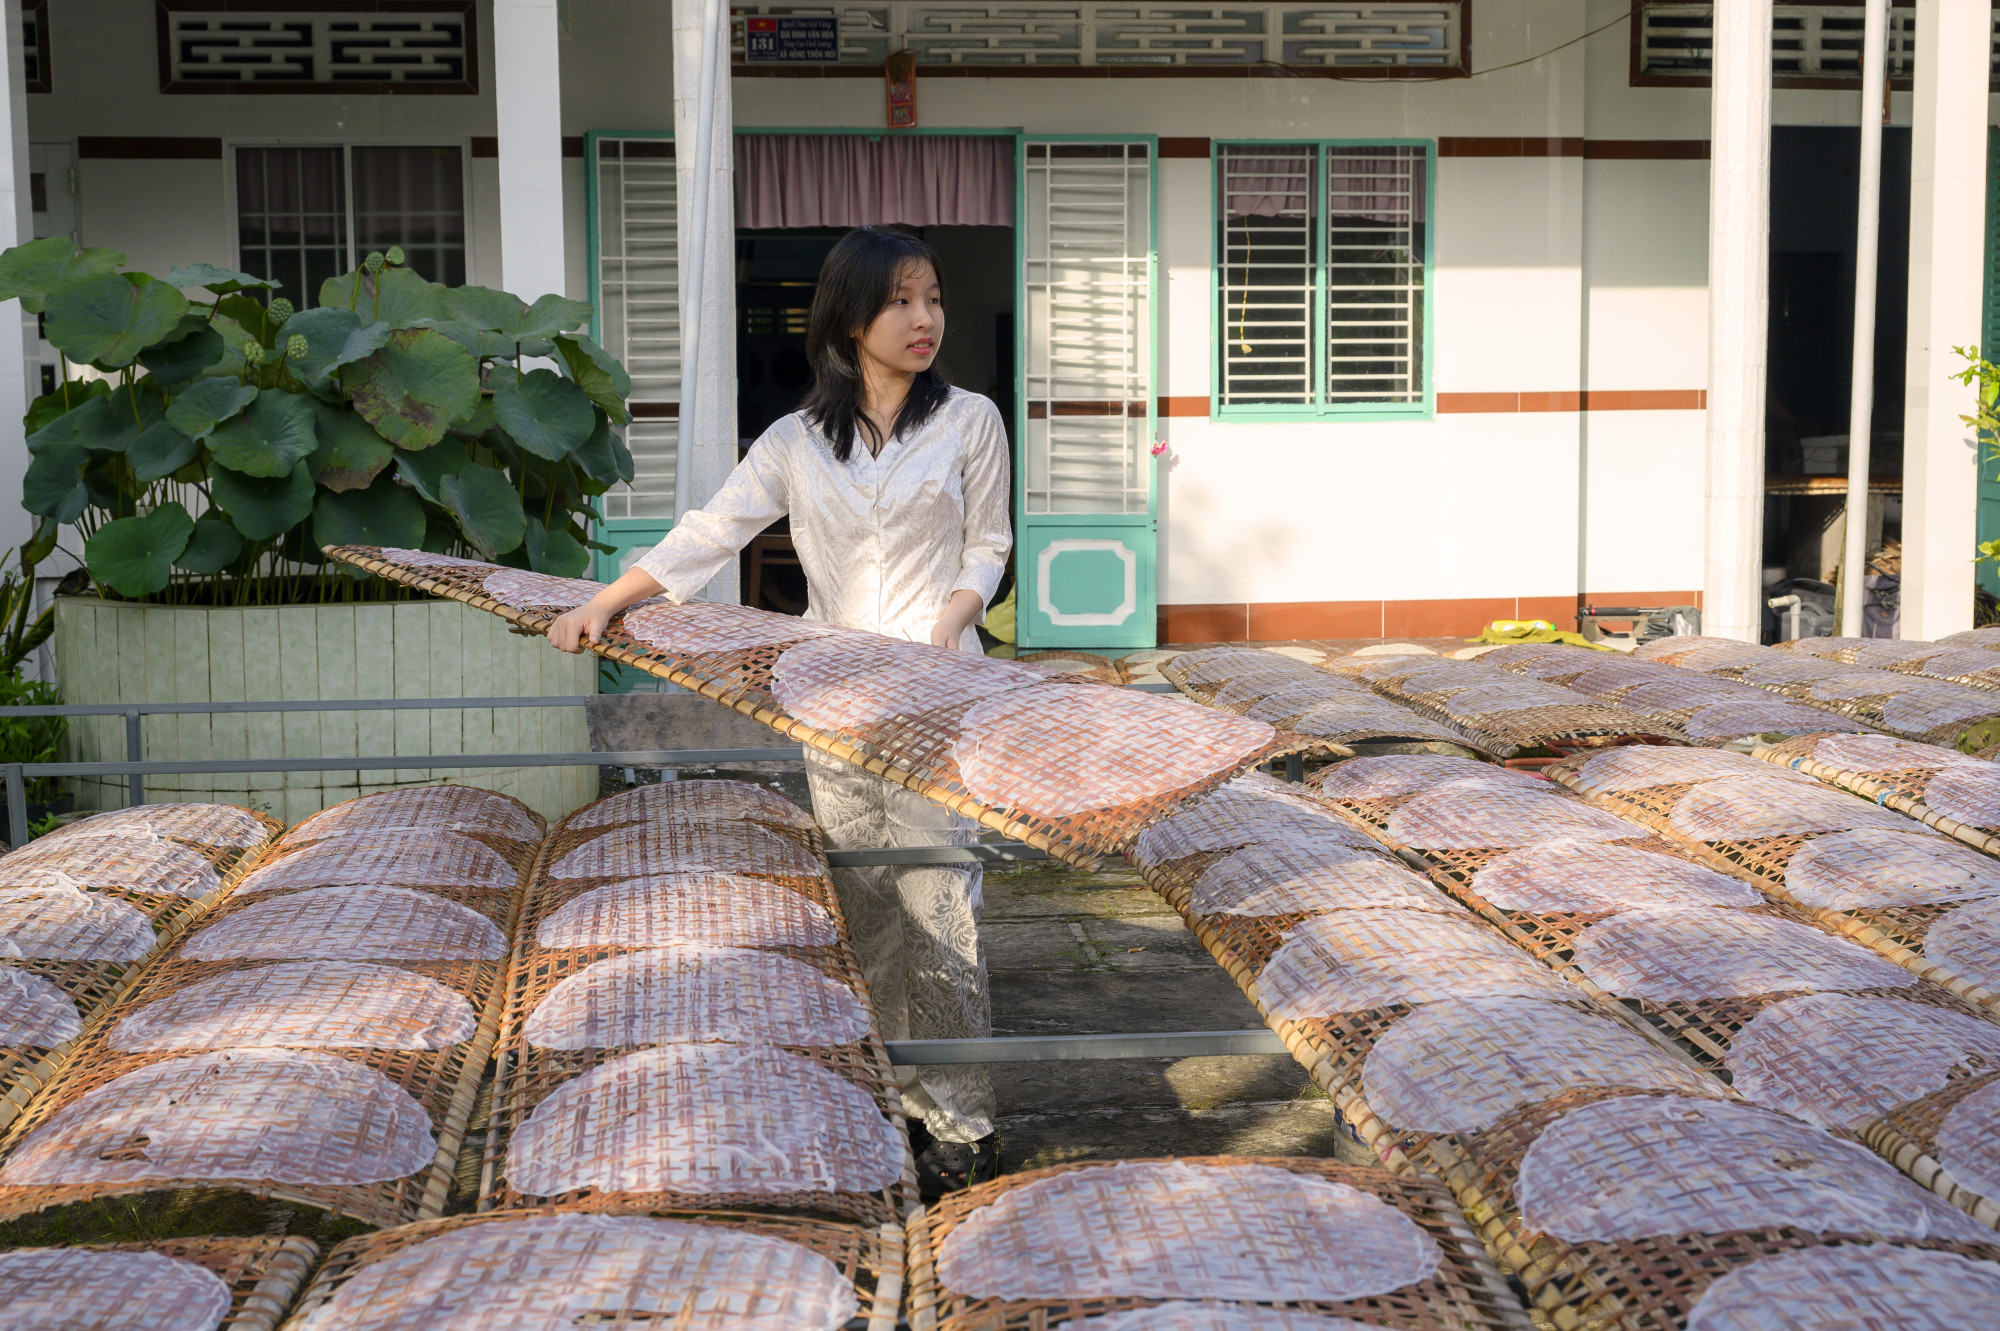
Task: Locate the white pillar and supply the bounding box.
[1838,0,1889,636]
[0,0,32,560]
[493,0,567,302]
[1703,0,1774,643]
[1900,0,1988,639]
[671,0,739,599]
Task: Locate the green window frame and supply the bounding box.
[1211,139,1435,422]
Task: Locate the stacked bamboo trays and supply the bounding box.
[1128,754,2000,1326]
[477,778,918,1229]
[1543,744,2000,1015]
[1475,640,1874,742]
[1632,634,2000,748]
[1775,632,2000,692]
[903,1155,1531,1331]
[0,1235,318,1331]
[0,803,283,1134]
[0,785,547,1230]
[324,546,1324,870]
[1161,645,1484,753]
[1755,730,2000,857]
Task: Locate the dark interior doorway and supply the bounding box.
[734,223,1017,614]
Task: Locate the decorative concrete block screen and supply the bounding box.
[1162,645,1478,751]
[482,778,915,1226]
[328,546,1308,867]
[0,787,544,1229]
[1479,640,1872,742]
[0,1236,317,1331]
[0,803,281,1135]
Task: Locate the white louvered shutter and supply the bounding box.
[595,137,681,520]
[1022,141,1153,515]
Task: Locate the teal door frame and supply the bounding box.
[1981,127,2000,596]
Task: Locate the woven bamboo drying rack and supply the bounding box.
[326,546,1320,871]
[0,802,545,1230]
[281,1208,903,1331]
[0,1235,319,1331]
[1755,731,2000,860]
[1161,646,1480,752]
[1772,633,2000,693]
[0,805,283,1136]
[903,1155,1530,1331]
[480,784,919,1226]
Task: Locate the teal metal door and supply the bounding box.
[1016,138,1158,648]
[1982,128,2000,596]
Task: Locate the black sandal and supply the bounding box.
[914,1128,1002,1202]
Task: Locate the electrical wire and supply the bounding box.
[1259,9,1632,83]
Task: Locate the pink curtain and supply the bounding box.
[1222,146,1313,219]
[1223,145,1419,224]
[734,134,1015,229]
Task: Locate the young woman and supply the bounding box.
[547,226,1011,1198]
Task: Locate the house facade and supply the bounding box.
[1,0,1991,649]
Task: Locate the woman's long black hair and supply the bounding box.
[799,226,952,462]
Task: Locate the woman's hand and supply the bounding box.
[546,568,668,654]
[928,589,987,651]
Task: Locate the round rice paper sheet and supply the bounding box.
[1735,656,1853,687]
[0,883,156,961]
[623,601,845,655]
[1614,677,1759,713]
[1131,785,1363,869]
[1808,731,1978,774]
[1941,626,2000,648]
[1920,762,2000,828]
[1882,685,2000,735]
[522,944,870,1049]
[503,1044,905,1198]
[1725,993,2000,1128]
[0,966,82,1046]
[41,803,271,851]
[0,1048,436,1187]
[297,1212,859,1331]
[1256,908,1571,1020]
[1922,897,2000,990]
[482,568,608,609]
[549,820,824,882]
[109,961,477,1052]
[774,637,1050,733]
[0,833,220,900]
[1362,997,1717,1133]
[1783,829,2000,909]
[1807,670,1930,702]
[1686,1245,2000,1331]
[1081,1309,1393,1331]
[934,1160,1440,1303]
[1572,907,1915,1000]
[1437,681,1577,720]
[1914,647,2000,685]
[283,787,543,845]
[379,548,495,571]
[1664,773,1915,841]
[1515,1094,1992,1244]
[1571,659,1679,695]
[183,886,507,962]
[1188,841,1459,917]
[1385,784,1637,850]
[953,685,1274,820]
[1469,839,1761,913]
[0,1248,233,1331]
[1938,1078,2000,1201]
[1286,701,1461,744]
[566,780,814,834]
[1312,756,1536,804]
[1568,746,1801,797]
[1682,701,1857,741]
[240,831,517,895]
[534,873,839,951]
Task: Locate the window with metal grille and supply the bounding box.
[593,136,681,521]
[1215,141,1431,417]
[235,144,467,302]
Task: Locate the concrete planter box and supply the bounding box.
[54,596,596,825]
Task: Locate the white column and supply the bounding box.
[493,0,567,302]
[1838,0,1889,636]
[1703,0,1774,643]
[0,0,32,560]
[671,0,739,599]
[1900,0,1988,639]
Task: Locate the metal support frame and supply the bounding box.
[885,1030,1287,1065]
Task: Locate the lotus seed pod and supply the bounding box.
[287,334,308,361]
[365,251,386,275]
[242,342,265,367]
[385,246,406,267]
[267,297,295,325]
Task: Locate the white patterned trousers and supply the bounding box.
[805,748,997,1143]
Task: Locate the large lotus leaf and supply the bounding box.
[572,408,636,486]
[137,315,225,387]
[306,400,395,492]
[174,515,243,574]
[210,460,313,541]
[448,396,496,440]
[23,379,110,435]
[416,319,518,361]
[164,263,278,295]
[393,437,469,505]
[344,328,480,450]
[320,267,447,328]
[554,333,633,424]
[22,441,90,522]
[85,503,195,597]
[206,391,318,478]
[523,519,590,577]
[493,368,595,461]
[283,307,392,395]
[199,314,256,380]
[313,474,426,550]
[31,385,167,456]
[443,287,593,340]
[43,273,191,369]
[0,236,126,314]
[165,378,258,441]
[22,514,60,567]
[439,462,526,557]
[127,421,200,484]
